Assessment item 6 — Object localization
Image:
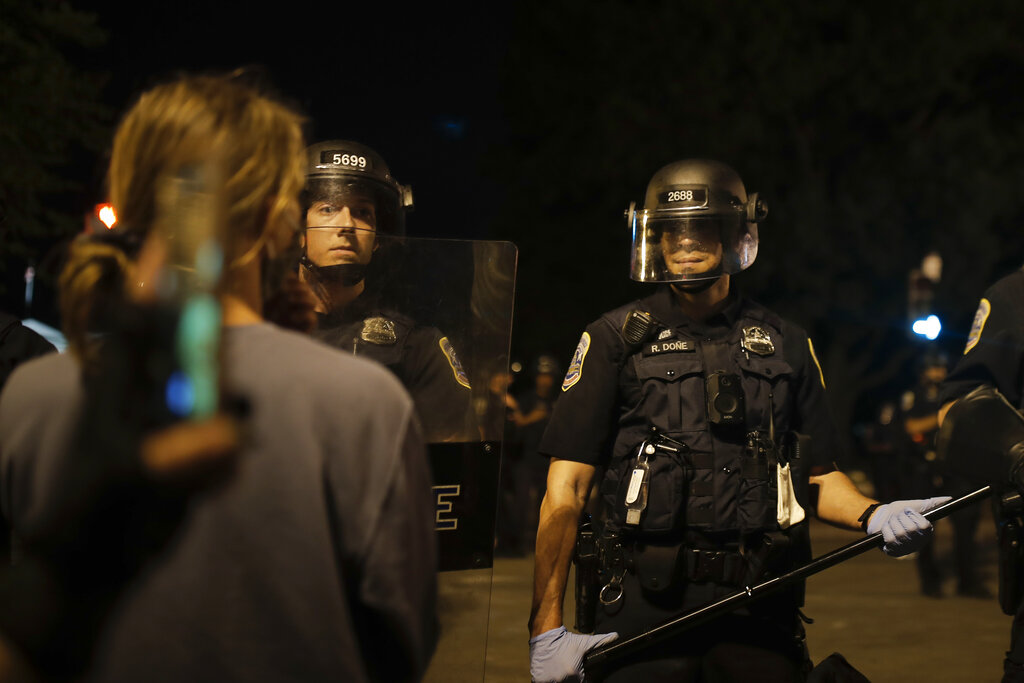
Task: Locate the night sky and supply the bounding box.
[84,2,510,240]
[11,2,1024,433]
[5,2,514,339]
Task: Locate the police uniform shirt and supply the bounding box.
[941,268,1024,408]
[540,286,838,476]
[316,295,476,442]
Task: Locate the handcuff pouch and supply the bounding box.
[632,542,685,593]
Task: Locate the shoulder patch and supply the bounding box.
[807,337,826,389]
[438,337,471,389]
[562,332,591,392]
[964,298,991,355]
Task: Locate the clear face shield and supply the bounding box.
[301,180,386,285]
[304,176,402,234]
[628,210,758,283]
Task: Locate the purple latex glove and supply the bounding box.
[866,496,951,557]
[529,626,619,682]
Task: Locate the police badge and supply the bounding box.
[361,317,398,345]
[741,326,775,356]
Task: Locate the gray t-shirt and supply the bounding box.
[0,323,437,682]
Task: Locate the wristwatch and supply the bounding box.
[858,502,884,532]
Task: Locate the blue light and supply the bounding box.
[912,315,942,341]
[165,370,195,417]
[436,117,466,139]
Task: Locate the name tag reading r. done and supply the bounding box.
[643,340,696,356]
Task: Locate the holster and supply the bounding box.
[997,491,1024,616]
[574,513,599,633]
[743,530,793,586]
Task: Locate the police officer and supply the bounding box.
[938,267,1024,680]
[902,351,949,597]
[528,159,948,682]
[300,140,476,442]
[904,351,988,599]
[505,355,562,553]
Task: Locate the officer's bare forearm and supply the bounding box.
[529,459,595,637]
[528,496,581,636]
[811,470,877,530]
[904,414,939,437]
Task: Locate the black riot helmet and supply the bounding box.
[304,140,413,235]
[626,159,767,284]
[302,140,414,285]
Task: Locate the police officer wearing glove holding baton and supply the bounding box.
[528,159,947,682]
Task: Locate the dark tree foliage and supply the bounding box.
[0,0,109,296]
[493,0,1024,445]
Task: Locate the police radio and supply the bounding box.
[706,371,745,427]
[621,309,657,346]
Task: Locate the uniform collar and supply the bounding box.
[646,284,743,337]
[318,290,381,328]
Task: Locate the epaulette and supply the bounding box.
[738,298,785,336]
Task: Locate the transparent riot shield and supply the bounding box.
[306,234,516,681]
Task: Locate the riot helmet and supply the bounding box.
[627,159,767,284]
[302,140,414,285]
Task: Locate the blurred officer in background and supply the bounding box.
[528,159,948,682]
[860,399,905,504]
[903,351,988,598]
[497,355,562,555]
[300,140,475,442]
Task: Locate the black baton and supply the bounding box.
[583,486,993,680]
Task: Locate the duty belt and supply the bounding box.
[599,536,749,593]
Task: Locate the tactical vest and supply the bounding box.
[599,300,811,542]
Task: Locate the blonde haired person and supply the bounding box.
[0,73,437,682]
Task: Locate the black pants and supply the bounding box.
[595,570,807,682]
[1004,598,1024,681]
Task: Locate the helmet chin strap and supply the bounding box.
[672,275,721,294]
[299,254,366,287]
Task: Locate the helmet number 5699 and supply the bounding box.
[331,153,367,168]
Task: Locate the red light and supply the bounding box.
[96,203,117,229]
